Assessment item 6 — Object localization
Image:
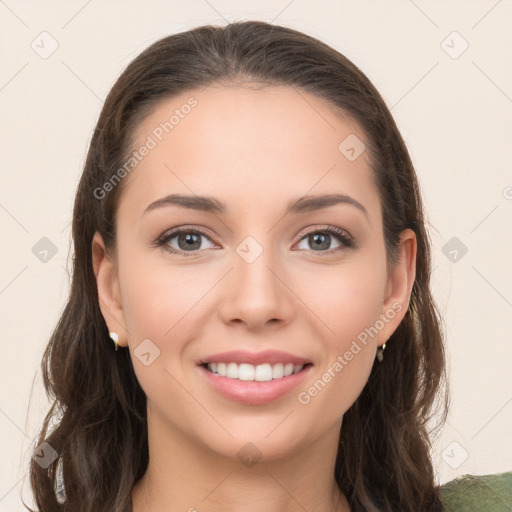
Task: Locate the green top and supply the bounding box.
[439,470,512,511]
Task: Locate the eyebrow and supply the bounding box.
[143,193,369,219]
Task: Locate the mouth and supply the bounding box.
[196,349,314,404]
[197,360,314,405]
[200,361,314,382]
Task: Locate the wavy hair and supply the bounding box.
[26,20,449,511]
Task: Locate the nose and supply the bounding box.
[217,242,295,331]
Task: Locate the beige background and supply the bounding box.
[1,0,511,509]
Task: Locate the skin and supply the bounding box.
[92,83,416,512]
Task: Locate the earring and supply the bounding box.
[376,338,389,363]
[109,332,119,351]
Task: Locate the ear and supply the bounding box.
[91,231,128,348]
[378,228,417,346]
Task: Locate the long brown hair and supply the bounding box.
[26,20,449,511]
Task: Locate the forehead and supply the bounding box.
[119,84,380,222]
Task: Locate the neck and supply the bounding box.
[131,405,349,512]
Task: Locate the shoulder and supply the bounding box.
[439,470,512,512]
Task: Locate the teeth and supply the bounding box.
[206,362,306,381]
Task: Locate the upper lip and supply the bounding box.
[197,350,312,367]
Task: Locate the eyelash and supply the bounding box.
[153,225,355,257]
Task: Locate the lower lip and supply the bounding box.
[198,364,313,405]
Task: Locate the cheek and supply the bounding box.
[117,255,204,403]
[300,346,375,428]
[294,259,386,414]
[297,284,381,424]
[119,250,206,343]
[300,256,388,345]
[116,244,224,387]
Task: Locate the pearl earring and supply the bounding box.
[376,337,390,363]
[109,332,119,351]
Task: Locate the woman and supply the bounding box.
[28,20,449,511]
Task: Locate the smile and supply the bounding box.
[198,362,313,405]
[203,362,311,381]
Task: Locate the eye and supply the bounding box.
[154,225,355,257]
[156,227,217,255]
[294,226,354,253]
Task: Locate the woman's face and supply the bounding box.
[93,84,415,461]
